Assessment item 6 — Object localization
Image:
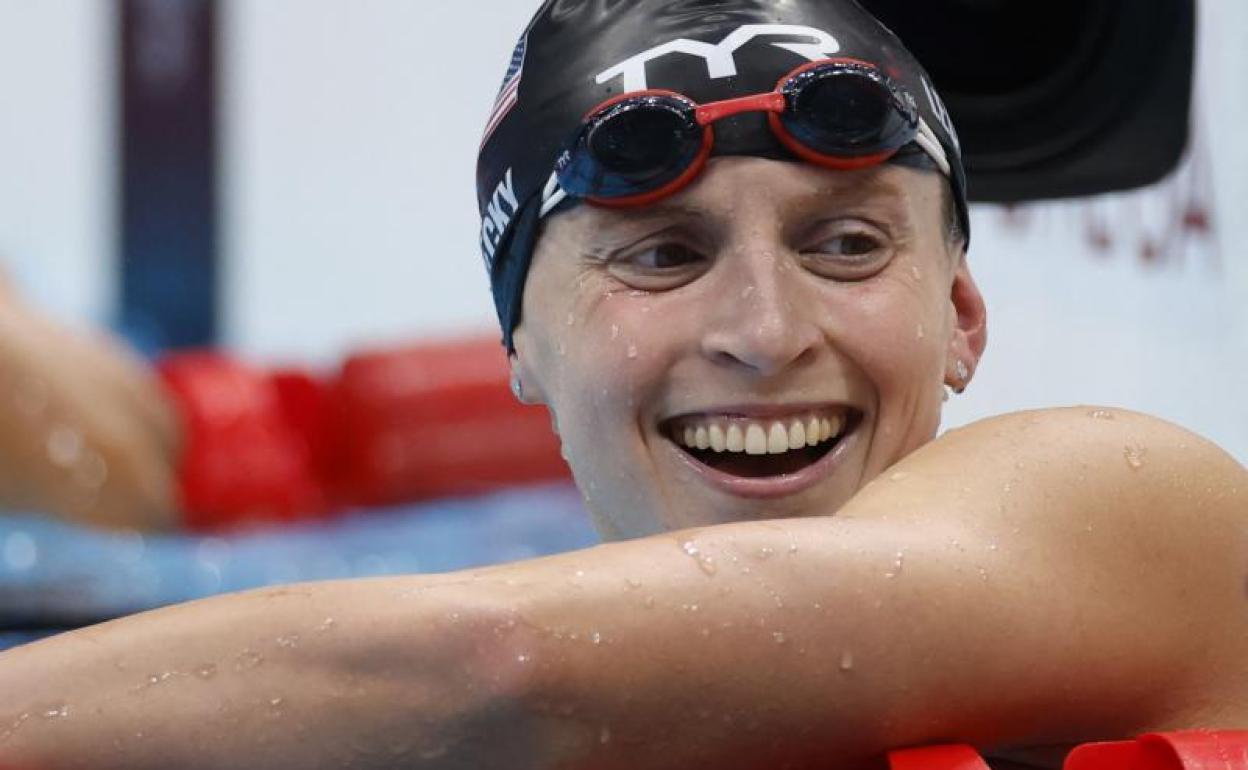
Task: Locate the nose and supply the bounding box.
[699,250,821,377]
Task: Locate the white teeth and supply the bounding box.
[745,424,768,456]
[672,411,851,457]
[709,425,727,453]
[767,423,789,455]
[788,420,806,450]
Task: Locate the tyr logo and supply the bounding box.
[595,24,842,92]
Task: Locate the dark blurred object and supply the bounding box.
[118,0,218,348]
[862,0,1196,202]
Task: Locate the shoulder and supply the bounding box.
[924,406,1244,503]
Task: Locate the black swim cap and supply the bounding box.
[477,0,968,350]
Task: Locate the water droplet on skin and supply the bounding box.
[234,649,264,671]
[610,324,621,340]
[772,632,787,645]
[269,697,284,709]
[643,596,656,609]
[788,543,798,555]
[1089,409,1115,421]
[516,654,531,664]
[625,578,642,590]
[626,344,639,360]
[910,266,923,282]
[193,663,218,680]
[916,324,926,340]
[565,313,575,327]
[1124,445,1147,470]
[840,651,855,671]
[889,471,908,482]
[680,539,718,576]
[741,285,756,299]
[884,551,905,578]
[757,547,774,560]
[41,704,69,720]
[275,634,300,649]
[317,617,336,632]
[590,631,603,646]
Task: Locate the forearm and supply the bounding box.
[0,576,543,770]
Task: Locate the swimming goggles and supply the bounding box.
[545,58,951,215]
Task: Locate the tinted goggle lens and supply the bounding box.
[781,67,916,154]
[557,96,703,199]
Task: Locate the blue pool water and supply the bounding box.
[0,484,598,651]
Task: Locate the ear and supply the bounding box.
[944,256,988,389]
[508,326,549,407]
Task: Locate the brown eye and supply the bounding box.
[803,227,892,280]
[631,243,706,270]
[608,243,709,291]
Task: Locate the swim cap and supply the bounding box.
[477,0,968,350]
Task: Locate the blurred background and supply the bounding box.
[0,0,1244,647]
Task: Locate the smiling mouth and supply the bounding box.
[662,408,861,479]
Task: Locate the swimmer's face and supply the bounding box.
[513,157,986,539]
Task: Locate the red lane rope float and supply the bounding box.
[887,732,1248,770]
[159,335,571,530]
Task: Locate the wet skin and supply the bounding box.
[513,156,987,538]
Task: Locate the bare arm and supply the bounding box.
[2,408,1244,769]
[0,271,180,529]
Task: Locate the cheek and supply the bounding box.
[827,276,948,390]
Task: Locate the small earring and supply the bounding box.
[510,375,524,401]
[953,359,970,394]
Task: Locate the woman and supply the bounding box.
[2,1,1245,768]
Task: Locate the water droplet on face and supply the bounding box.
[41,704,69,720]
[610,324,621,340]
[916,324,926,340]
[317,617,336,632]
[772,632,787,645]
[590,631,603,645]
[839,650,855,672]
[275,634,300,649]
[1124,445,1147,470]
[626,344,639,360]
[889,471,908,482]
[565,313,576,327]
[1089,409,1115,421]
[516,654,531,664]
[625,578,642,590]
[756,547,774,560]
[787,543,798,556]
[910,265,923,282]
[741,285,756,300]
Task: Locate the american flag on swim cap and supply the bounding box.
[481,32,528,146]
